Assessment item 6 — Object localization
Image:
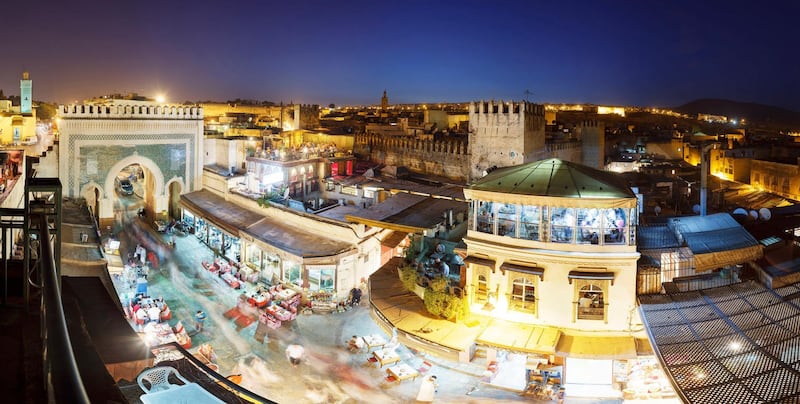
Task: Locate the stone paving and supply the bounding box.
[101,215,622,404]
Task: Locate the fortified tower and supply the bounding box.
[579,119,605,169]
[468,100,545,180]
[20,72,32,114]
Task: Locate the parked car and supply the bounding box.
[115,178,134,196]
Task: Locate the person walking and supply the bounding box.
[416,375,438,402]
[286,343,305,366]
[195,310,207,332]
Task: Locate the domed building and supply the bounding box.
[462,158,654,396]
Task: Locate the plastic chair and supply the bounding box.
[137,366,190,393]
[418,360,433,374]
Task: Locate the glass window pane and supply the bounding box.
[550,208,575,243]
[497,203,516,237]
[476,201,494,234]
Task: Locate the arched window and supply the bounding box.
[476,274,488,302]
[577,284,605,320]
[510,277,536,313]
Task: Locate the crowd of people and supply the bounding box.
[258,142,343,161]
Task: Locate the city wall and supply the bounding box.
[60,104,203,119]
[355,133,470,182]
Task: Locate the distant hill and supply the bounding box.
[674,99,800,128]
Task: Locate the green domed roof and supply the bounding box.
[469,158,635,199]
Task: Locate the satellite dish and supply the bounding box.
[749,210,759,219]
[732,208,748,216]
[759,208,772,221]
[692,204,701,214]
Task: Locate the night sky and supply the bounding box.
[1,0,798,110]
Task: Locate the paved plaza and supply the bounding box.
[99,215,623,404]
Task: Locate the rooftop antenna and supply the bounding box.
[524,89,534,102]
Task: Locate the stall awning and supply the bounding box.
[568,270,616,286]
[500,261,544,280]
[463,256,496,271]
[555,335,638,360]
[476,324,560,355]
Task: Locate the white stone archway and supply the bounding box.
[97,155,167,221]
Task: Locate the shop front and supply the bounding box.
[306,264,336,292]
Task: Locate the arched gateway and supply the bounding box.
[57,103,204,226]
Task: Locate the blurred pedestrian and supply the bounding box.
[286,343,305,366]
[416,375,438,402]
[195,310,207,332]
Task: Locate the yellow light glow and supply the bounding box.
[155,95,166,104]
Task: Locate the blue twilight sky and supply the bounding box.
[1,0,798,110]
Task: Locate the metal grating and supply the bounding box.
[773,285,800,298]
[701,285,738,302]
[701,334,755,359]
[671,291,706,308]
[730,281,762,296]
[728,310,772,331]
[640,280,800,404]
[742,368,800,402]
[689,318,735,338]
[760,302,800,322]
[660,341,714,366]
[638,294,676,311]
[743,323,794,347]
[720,350,781,379]
[684,382,759,404]
[777,316,800,334]
[671,360,734,390]
[714,298,755,316]
[765,339,800,364]
[743,290,781,309]
[646,308,686,326]
[678,305,720,322]
[651,324,698,345]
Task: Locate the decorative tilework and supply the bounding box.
[66,132,196,198]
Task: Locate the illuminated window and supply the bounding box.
[577,283,605,321]
[509,277,536,314]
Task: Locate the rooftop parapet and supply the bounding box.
[468,100,544,116]
[58,104,203,119]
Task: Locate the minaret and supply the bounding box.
[20,71,32,114]
[381,90,388,110]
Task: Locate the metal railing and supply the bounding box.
[36,213,90,403]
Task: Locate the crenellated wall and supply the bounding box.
[468,100,546,180]
[354,100,583,182]
[355,133,470,182]
[59,104,203,119]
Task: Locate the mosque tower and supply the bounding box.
[380,90,388,110]
[20,71,32,114]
